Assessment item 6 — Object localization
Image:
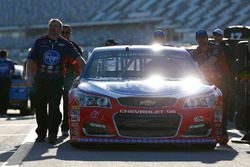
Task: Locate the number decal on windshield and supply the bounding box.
[230,32,242,39]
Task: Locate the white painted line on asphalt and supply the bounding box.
[1,127,36,167]
[0,151,16,154]
[0,134,28,137]
[0,124,36,126]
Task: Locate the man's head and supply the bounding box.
[48,18,63,39]
[61,25,71,40]
[153,29,166,45]
[0,50,8,58]
[195,30,208,47]
[105,39,119,46]
[212,28,224,43]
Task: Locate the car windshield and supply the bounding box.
[84,49,202,80]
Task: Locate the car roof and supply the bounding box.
[92,45,190,57]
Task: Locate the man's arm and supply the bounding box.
[25,59,35,87]
[75,56,86,73]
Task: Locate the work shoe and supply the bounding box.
[48,135,57,144]
[35,136,46,142]
[61,131,69,137]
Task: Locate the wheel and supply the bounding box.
[20,98,35,116]
[20,107,34,116]
[20,108,28,115]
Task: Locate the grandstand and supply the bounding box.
[0,0,249,62]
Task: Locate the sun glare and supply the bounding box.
[151,43,163,52]
[182,76,201,93]
[146,75,165,89]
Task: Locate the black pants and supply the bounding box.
[246,105,250,132]
[32,78,63,137]
[61,87,70,131]
[0,78,11,115]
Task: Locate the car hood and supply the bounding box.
[77,79,214,99]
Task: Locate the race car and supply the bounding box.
[68,45,225,149]
[9,64,33,115]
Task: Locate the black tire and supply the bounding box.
[20,107,34,116]
[20,108,28,115]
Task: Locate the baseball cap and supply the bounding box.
[154,30,166,38]
[195,30,208,38]
[212,28,224,36]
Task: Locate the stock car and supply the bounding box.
[9,64,32,115]
[68,45,225,149]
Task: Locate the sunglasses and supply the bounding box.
[196,36,207,39]
[61,31,70,34]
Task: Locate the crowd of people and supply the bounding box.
[0,17,249,145]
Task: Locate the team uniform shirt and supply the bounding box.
[27,35,80,80]
[0,58,14,79]
[65,40,83,76]
[192,43,229,84]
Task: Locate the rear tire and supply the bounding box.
[20,107,34,116]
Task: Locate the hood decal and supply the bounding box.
[107,82,179,95]
[78,80,213,99]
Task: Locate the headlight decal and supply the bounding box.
[75,91,111,108]
[184,94,216,109]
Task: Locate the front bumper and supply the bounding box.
[75,137,216,144]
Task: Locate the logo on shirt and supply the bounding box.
[0,64,9,73]
[43,50,61,66]
[58,43,65,46]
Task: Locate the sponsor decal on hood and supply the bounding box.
[78,80,213,99]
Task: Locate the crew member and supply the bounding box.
[0,50,15,117]
[60,24,83,137]
[26,18,86,144]
[192,30,230,145]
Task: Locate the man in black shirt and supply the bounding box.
[26,19,85,144]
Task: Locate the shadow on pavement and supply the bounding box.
[22,136,239,164]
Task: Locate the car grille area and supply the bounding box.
[114,113,181,138]
[118,97,177,108]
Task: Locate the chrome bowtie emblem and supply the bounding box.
[139,100,156,106]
